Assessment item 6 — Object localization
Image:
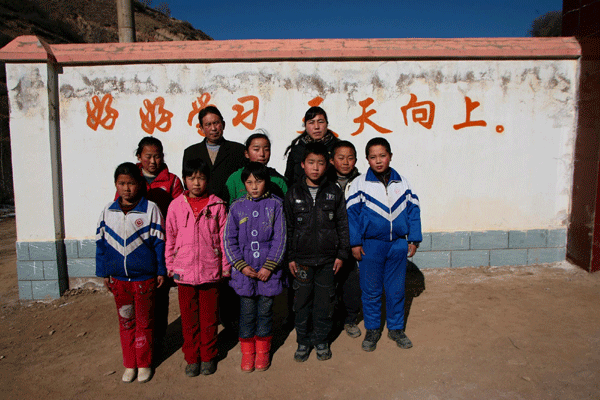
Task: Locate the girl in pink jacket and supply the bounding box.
[165,158,231,377]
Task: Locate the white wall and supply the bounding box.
[51,59,577,239]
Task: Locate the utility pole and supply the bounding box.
[116,0,136,42]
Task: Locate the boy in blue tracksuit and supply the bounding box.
[345,137,422,352]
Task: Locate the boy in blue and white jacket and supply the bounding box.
[96,162,166,383]
[346,138,422,352]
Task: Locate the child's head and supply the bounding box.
[244,129,271,165]
[303,106,329,141]
[365,137,393,174]
[301,142,329,185]
[241,162,271,199]
[182,158,211,198]
[198,106,225,145]
[114,162,145,204]
[331,140,357,177]
[135,136,164,175]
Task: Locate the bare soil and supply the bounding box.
[1,216,599,399]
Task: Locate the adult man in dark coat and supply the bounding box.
[182,106,246,205]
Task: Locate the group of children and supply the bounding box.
[95,106,422,383]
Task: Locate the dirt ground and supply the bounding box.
[1,216,599,399]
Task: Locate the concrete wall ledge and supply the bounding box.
[0,36,582,65]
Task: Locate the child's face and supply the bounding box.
[367,145,392,174]
[137,145,163,175]
[200,113,225,145]
[305,114,328,141]
[245,138,271,165]
[185,172,208,198]
[244,173,267,199]
[115,174,141,205]
[301,153,327,185]
[331,146,356,176]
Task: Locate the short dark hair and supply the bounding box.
[198,106,224,127]
[304,106,328,125]
[332,140,357,157]
[245,131,271,150]
[303,142,329,162]
[182,158,211,187]
[135,136,163,157]
[241,162,271,184]
[114,162,145,185]
[365,137,392,157]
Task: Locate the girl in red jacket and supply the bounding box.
[132,137,184,347]
[165,158,231,377]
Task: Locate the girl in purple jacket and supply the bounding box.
[224,162,287,372]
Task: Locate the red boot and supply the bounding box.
[239,337,255,372]
[255,336,272,371]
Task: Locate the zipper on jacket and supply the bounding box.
[123,213,129,278]
[385,185,393,241]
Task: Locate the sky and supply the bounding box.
[162,0,563,40]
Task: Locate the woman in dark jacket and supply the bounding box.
[284,106,339,186]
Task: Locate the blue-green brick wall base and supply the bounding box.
[410,228,566,270]
[16,241,68,300]
[16,229,568,299]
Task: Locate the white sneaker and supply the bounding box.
[122,368,137,383]
[138,367,152,383]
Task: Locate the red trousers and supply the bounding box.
[111,278,156,368]
[177,282,219,364]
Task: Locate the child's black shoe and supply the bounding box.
[293,344,312,362]
[388,329,413,349]
[362,329,382,352]
[185,363,200,377]
[201,360,217,375]
[344,323,362,338]
[315,343,332,361]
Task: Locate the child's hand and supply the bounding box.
[257,268,272,282]
[408,244,417,258]
[157,276,165,288]
[352,246,365,261]
[242,266,259,279]
[333,258,343,274]
[103,277,112,293]
[288,261,298,278]
[167,270,174,278]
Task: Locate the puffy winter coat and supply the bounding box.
[284,178,350,266]
[346,167,422,246]
[96,197,166,281]
[165,193,231,285]
[224,194,286,297]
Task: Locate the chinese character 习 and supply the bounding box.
[232,96,259,130]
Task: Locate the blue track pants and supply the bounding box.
[359,238,407,330]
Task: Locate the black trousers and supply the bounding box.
[293,263,335,346]
[336,260,362,325]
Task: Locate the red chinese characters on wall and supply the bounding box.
[188,93,214,136]
[86,93,119,131]
[84,90,504,136]
[232,96,259,130]
[401,94,435,130]
[140,97,173,134]
[351,97,392,136]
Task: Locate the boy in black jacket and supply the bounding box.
[284,142,350,362]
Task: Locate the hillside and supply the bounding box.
[0,0,212,203]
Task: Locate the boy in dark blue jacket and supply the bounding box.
[284,142,350,362]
